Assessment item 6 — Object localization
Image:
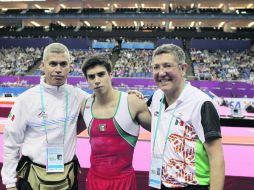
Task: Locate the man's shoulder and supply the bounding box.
[18,85,40,99]
[184,85,218,110]
[151,89,163,101]
[186,84,212,102]
[67,85,90,98]
[127,91,147,111]
[13,85,40,106]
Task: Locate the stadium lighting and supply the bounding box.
[190,21,195,27]
[169,21,172,27]
[140,21,144,26]
[247,22,254,27]
[134,21,137,27]
[30,21,40,27]
[135,4,138,8]
[57,21,65,27]
[84,21,90,27]
[112,21,117,26]
[60,4,66,9]
[34,4,41,9]
[247,4,253,8]
[191,3,194,8]
[162,21,165,26]
[218,22,225,28]
[141,4,145,8]
[44,9,52,13]
[113,4,118,8]
[219,3,224,9]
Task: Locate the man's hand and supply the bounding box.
[127,90,144,99]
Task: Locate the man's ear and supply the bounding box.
[181,64,188,76]
[69,64,74,73]
[40,61,44,72]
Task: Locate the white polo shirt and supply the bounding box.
[149,82,221,188]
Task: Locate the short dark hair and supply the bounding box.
[81,54,112,78]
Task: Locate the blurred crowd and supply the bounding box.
[0,47,42,76]
[0,46,254,84]
[191,49,254,81]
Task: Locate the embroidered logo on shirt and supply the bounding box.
[8,112,15,121]
[175,118,185,126]
[38,111,48,118]
[99,124,107,132]
[154,111,159,117]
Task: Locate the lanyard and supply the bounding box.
[40,84,69,144]
[152,84,186,155]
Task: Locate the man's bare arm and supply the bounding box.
[77,98,87,134]
[128,94,151,132]
[204,138,225,190]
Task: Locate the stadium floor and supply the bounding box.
[0,100,254,189]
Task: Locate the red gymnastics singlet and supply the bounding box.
[86,117,137,190]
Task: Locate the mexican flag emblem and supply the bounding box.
[8,112,15,122]
[175,118,184,126]
[99,124,106,132]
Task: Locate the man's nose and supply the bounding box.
[158,67,166,76]
[55,64,63,72]
[94,75,101,84]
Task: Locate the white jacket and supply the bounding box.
[1,78,89,188]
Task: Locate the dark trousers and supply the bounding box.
[151,184,209,190]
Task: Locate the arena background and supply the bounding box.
[0,0,254,189]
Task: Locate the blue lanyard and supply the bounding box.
[40,84,69,144]
[152,84,186,155]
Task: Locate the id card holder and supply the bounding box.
[46,144,64,173]
[149,154,163,189]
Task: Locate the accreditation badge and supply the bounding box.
[46,144,64,173]
[149,154,163,189]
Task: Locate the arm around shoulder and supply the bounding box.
[128,94,151,132]
[77,98,87,134]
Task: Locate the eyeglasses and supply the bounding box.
[152,63,180,72]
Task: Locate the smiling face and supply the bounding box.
[152,53,187,96]
[86,65,112,95]
[41,52,70,86]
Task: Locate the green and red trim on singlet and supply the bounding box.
[85,92,138,190]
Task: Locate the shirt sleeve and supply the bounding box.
[1,97,27,188]
[200,101,222,142]
[76,87,90,100]
[146,95,153,107]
